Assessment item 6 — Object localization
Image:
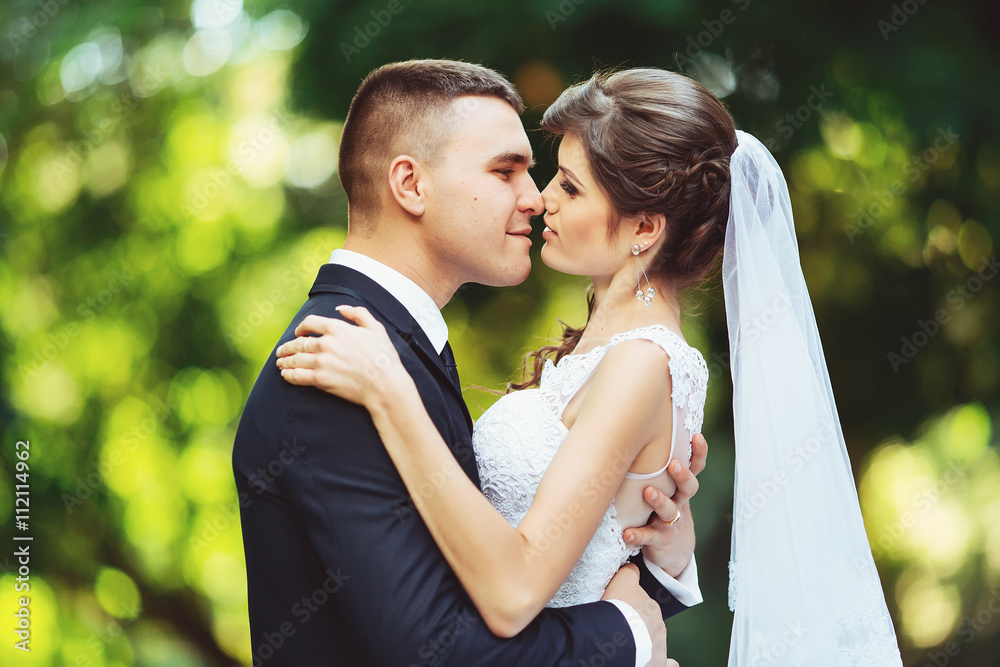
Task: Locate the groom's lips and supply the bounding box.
[507,227,532,240]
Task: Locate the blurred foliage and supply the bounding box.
[0,0,998,664]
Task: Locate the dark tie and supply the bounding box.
[440,341,460,389]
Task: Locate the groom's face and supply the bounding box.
[421,95,544,288]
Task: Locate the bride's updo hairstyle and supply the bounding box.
[511,68,737,391]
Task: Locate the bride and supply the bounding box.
[276,67,903,665]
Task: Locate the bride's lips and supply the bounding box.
[541,225,557,240]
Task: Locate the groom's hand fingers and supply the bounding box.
[689,434,708,476]
[623,488,680,546]
[667,460,700,507]
[623,518,669,547]
[624,503,694,556]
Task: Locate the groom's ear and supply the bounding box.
[386,155,427,217]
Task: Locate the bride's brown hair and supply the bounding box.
[509,68,737,391]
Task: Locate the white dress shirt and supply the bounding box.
[329,249,448,354]
[328,248,702,666]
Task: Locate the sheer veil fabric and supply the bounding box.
[723,131,903,665]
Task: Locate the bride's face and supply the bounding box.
[539,134,624,278]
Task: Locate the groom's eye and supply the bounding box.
[495,168,515,179]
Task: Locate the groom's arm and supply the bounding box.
[629,517,704,619]
[633,547,703,619]
[628,436,708,618]
[277,343,649,666]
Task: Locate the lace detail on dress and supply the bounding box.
[473,325,708,606]
[539,325,708,438]
[547,499,640,608]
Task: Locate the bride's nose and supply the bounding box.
[541,180,559,215]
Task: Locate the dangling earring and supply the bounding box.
[632,243,656,307]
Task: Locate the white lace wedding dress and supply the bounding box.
[472,324,709,607]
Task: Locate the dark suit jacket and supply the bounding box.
[233,263,685,665]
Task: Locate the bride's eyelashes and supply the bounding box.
[559,179,579,197]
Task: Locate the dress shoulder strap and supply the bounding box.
[604,325,709,435]
[538,324,709,432]
[604,324,688,358]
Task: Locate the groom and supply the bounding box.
[233,59,703,666]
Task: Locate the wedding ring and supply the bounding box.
[666,510,682,526]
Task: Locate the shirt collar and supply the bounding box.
[328,249,449,354]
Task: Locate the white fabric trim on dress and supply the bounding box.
[623,463,671,481]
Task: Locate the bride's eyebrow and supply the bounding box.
[487,151,536,169]
[559,166,586,192]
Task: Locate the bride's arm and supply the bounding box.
[277,308,672,638]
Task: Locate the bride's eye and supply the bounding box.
[559,179,578,196]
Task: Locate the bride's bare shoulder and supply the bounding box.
[583,340,673,414]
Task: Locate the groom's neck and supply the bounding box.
[342,233,456,310]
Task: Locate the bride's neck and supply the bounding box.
[585,273,682,342]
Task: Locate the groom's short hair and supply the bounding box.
[339,59,524,223]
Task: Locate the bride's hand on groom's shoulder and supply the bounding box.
[623,435,708,578]
[275,307,409,407]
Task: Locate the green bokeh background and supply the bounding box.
[1,0,998,664]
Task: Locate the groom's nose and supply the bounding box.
[518,177,544,217]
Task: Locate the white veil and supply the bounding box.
[723,130,903,666]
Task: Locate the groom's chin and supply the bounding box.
[485,258,532,288]
[509,257,533,286]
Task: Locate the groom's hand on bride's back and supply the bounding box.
[601,563,669,667]
[623,434,708,578]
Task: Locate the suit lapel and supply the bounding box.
[308,264,474,435]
